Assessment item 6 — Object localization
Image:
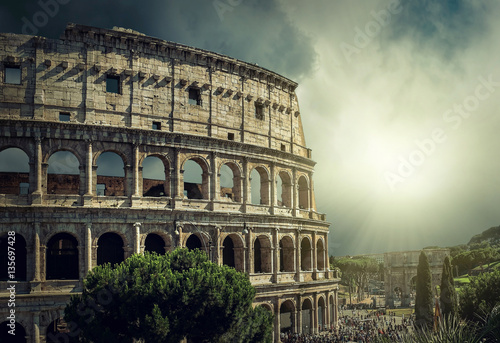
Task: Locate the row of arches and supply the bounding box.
[0,318,78,343]
[0,147,311,208]
[0,231,327,281]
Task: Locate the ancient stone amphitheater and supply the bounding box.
[0,23,339,342]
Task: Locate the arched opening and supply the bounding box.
[186,234,203,250]
[250,167,269,205]
[97,233,124,267]
[318,297,326,331]
[277,171,292,207]
[298,175,309,209]
[47,151,80,194]
[279,236,294,272]
[0,233,27,281]
[220,163,241,202]
[317,239,325,270]
[301,238,312,271]
[144,233,166,254]
[222,236,235,268]
[410,276,417,300]
[280,300,295,334]
[0,147,30,195]
[253,235,272,273]
[96,152,126,196]
[46,318,78,343]
[183,159,208,199]
[142,156,169,197]
[302,298,313,334]
[0,321,26,343]
[46,233,79,280]
[394,286,403,307]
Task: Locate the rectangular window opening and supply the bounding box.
[5,65,21,84]
[96,184,106,196]
[188,88,201,106]
[152,121,161,130]
[59,112,71,122]
[281,144,286,152]
[106,74,120,93]
[19,183,29,195]
[228,132,235,141]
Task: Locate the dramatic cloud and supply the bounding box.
[1,0,499,256]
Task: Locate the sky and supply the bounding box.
[1,0,500,256]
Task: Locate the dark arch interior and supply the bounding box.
[254,237,262,273]
[144,233,165,254]
[97,233,124,267]
[0,321,26,343]
[186,234,202,250]
[47,233,79,280]
[222,236,235,268]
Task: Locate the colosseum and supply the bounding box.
[0,23,339,342]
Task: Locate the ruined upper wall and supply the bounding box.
[0,23,310,158]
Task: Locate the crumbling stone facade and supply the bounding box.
[0,24,339,342]
[384,249,450,308]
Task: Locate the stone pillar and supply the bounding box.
[274,300,281,342]
[297,295,303,334]
[242,158,249,212]
[295,230,301,282]
[133,222,141,254]
[33,311,40,343]
[86,141,93,195]
[313,293,318,334]
[85,224,92,275]
[247,227,253,274]
[334,289,339,326]
[273,228,279,283]
[31,137,43,204]
[293,310,298,333]
[270,162,276,214]
[33,223,40,282]
[312,231,317,274]
[210,153,218,208]
[326,291,331,330]
[291,167,297,216]
[133,144,140,197]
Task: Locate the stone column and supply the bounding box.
[133,144,140,197]
[295,230,301,282]
[274,300,281,342]
[293,310,298,333]
[85,141,93,195]
[31,137,43,204]
[291,167,297,216]
[133,222,141,254]
[297,295,303,334]
[242,158,249,212]
[33,311,40,343]
[85,224,92,276]
[325,291,331,330]
[313,293,318,334]
[210,152,218,208]
[273,228,279,283]
[247,227,253,274]
[33,223,40,281]
[270,162,276,214]
[334,289,339,326]
[312,231,317,274]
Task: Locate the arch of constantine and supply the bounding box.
[0,24,339,342]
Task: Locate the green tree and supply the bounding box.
[459,270,500,322]
[439,256,457,317]
[415,251,433,329]
[64,249,271,343]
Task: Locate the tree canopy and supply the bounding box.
[415,251,433,329]
[459,270,500,322]
[439,255,457,317]
[330,256,379,303]
[64,249,273,343]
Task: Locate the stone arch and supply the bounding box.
[254,234,272,273]
[46,317,78,343]
[0,147,30,194]
[141,231,172,254]
[46,232,79,280]
[250,165,270,205]
[221,233,245,271]
[0,321,27,343]
[47,150,81,195]
[184,231,211,255]
[301,236,312,271]
[96,232,125,267]
[298,175,310,209]
[144,233,167,254]
[316,237,325,271]
[301,297,313,334]
[181,156,210,200]
[329,294,335,327]
[279,235,295,272]
[0,232,27,281]
[277,170,292,207]
[95,151,127,196]
[141,154,170,197]
[280,299,296,334]
[219,161,242,202]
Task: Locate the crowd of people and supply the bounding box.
[281,308,414,343]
